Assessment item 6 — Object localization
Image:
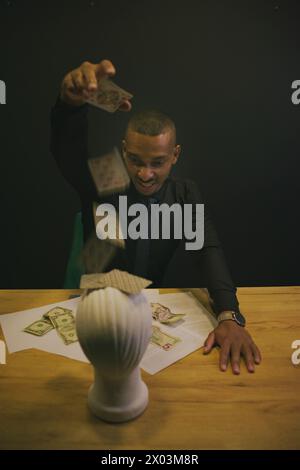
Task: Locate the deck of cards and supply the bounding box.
[85,78,133,113]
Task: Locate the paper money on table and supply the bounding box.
[23,319,54,336]
[88,147,130,197]
[150,302,186,324]
[85,78,133,113]
[150,325,181,351]
[43,307,73,326]
[23,306,77,345]
[140,291,218,375]
[58,325,78,345]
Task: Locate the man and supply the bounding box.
[50,59,261,375]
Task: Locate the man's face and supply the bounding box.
[122,129,181,196]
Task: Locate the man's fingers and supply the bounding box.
[95,59,116,79]
[72,69,85,91]
[241,344,255,373]
[252,342,262,364]
[219,341,230,371]
[230,344,241,375]
[63,74,75,92]
[118,100,132,112]
[61,74,87,106]
[81,62,98,91]
[203,331,215,354]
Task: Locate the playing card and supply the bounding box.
[88,147,130,197]
[86,78,133,113]
[80,269,152,294]
[80,233,117,274]
[93,201,125,249]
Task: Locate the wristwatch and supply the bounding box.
[217,310,246,327]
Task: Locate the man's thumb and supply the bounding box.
[203,331,215,354]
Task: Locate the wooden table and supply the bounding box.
[0,287,299,450]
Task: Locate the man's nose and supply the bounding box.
[137,167,155,181]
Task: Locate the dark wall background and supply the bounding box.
[0,0,299,288]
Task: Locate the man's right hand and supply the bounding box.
[60,59,132,112]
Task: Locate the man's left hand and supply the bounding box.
[203,320,262,374]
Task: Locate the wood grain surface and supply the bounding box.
[0,287,299,450]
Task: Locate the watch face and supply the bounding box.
[234,311,246,327]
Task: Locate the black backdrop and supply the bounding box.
[0,0,299,288]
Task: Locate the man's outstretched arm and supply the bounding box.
[186,179,262,374]
[50,59,132,198]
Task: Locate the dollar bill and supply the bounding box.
[23,319,54,336]
[150,303,186,324]
[58,325,78,345]
[24,306,78,346]
[51,312,75,329]
[150,325,181,351]
[44,307,74,327]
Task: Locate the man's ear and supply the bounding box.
[173,144,181,164]
[121,139,127,156]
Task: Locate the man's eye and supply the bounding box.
[151,161,163,168]
[129,157,141,165]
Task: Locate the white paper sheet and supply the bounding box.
[0,289,159,363]
[0,289,215,374]
[0,297,89,363]
[140,291,217,375]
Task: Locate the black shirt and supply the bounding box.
[50,98,240,315]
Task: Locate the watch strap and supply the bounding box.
[217,310,245,327]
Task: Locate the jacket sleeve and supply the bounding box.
[50,97,98,201]
[185,179,240,315]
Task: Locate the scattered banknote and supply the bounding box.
[85,78,133,113]
[43,307,73,327]
[51,312,75,330]
[88,147,130,197]
[151,302,186,324]
[23,319,54,336]
[150,325,181,351]
[58,325,78,345]
[23,306,77,345]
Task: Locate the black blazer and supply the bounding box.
[50,98,240,315]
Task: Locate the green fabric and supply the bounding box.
[63,212,85,288]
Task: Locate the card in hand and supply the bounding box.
[86,78,133,113]
[88,146,130,197]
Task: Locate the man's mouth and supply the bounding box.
[136,180,156,191]
[136,179,156,189]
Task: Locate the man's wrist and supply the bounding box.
[217,310,246,327]
[56,94,88,111]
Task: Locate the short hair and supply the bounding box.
[125,108,176,144]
